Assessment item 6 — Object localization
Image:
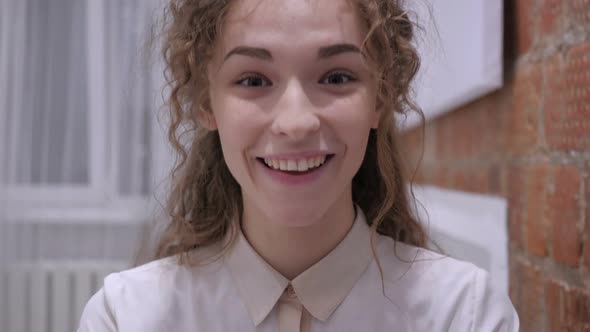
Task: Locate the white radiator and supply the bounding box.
[1,261,127,332]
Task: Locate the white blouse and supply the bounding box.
[78,208,519,331]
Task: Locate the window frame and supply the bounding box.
[0,0,166,224]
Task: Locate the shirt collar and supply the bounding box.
[224,206,373,325]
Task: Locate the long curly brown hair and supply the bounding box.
[154,0,427,264]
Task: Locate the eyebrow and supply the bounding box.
[223,46,272,62]
[317,43,361,58]
[223,43,361,62]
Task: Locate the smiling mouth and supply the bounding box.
[256,154,335,174]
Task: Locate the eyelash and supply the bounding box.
[234,71,357,87]
[235,74,271,87]
[320,71,357,85]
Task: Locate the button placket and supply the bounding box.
[278,284,303,332]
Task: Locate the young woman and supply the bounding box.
[79,0,519,331]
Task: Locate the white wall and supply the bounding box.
[401,0,504,128]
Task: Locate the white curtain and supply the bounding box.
[0,0,163,251]
[1,0,90,186]
[0,0,161,193]
[0,0,167,329]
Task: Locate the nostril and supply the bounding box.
[270,113,321,139]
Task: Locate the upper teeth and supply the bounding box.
[263,156,327,172]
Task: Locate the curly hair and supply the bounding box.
[154,0,427,264]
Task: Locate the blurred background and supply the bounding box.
[402,1,590,331]
[1,0,589,331]
[0,0,171,330]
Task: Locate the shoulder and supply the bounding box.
[374,235,519,331]
[104,255,182,290]
[78,287,116,331]
[77,257,179,331]
[374,234,478,285]
[78,252,225,331]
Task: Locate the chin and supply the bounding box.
[264,202,327,228]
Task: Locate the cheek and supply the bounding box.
[213,93,268,126]
[216,125,251,190]
[213,97,254,142]
[327,95,376,135]
[326,97,374,165]
[212,98,268,177]
[210,100,245,175]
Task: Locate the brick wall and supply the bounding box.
[402,0,590,330]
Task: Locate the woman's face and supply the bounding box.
[208,0,379,225]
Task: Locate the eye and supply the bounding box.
[320,71,356,85]
[235,74,272,87]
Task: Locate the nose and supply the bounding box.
[270,80,320,141]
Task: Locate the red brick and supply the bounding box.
[473,92,510,161]
[451,167,490,194]
[545,281,590,331]
[545,279,564,332]
[509,257,520,305]
[433,118,449,161]
[516,0,537,55]
[413,171,427,184]
[526,164,550,257]
[517,262,546,332]
[508,165,525,249]
[510,62,543,154]
[549,165,583,267]
[585,162,590,271]
[489,164,506,196]
[434,97,505,163]
[432,165,451,189]
[432,109,468,161]
[563,287,590,330]
[540,0,563,35]
[545,44,590,151]
[400,126,425,169]
[414,164,451,190]
[567,0,590,31]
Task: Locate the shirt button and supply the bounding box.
[286,285,296,298]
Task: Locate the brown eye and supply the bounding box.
[320,72,356,85]
[236,75,272,87]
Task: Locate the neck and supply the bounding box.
[240,195,356,280]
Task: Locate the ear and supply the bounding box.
[198,111,218,131]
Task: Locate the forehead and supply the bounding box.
[219,0,366,52]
